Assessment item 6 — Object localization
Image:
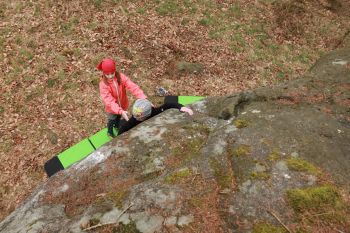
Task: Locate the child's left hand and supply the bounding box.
[145,98,155,108]
[180,107,193,115]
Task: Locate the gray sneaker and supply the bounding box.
[155,87,169,96]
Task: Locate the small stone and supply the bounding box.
[275,161,288,171]
[219,188,231,194]
[240,180,252,193]
[53,184,69,196]
[307,175,317,185]
[80,222,89,230]
[255,164,266,172]
[164,216,177,226]
[224,125,237,133]
[101,208,130,225]
[136,215,164,233]
[153,157,164,167]
[144,189,176,209]
[228,205,236,214]
[284,174,291,179]
[291,152,299,158]
[177,215,194,227]
[332,59,348,65]
[248,184,258,195]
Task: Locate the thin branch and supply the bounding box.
[83,220,113,231]
[191,172,200,183]
[83,202,134,231]
[119,6,127,16]
[116,202,134,222]
[311,211,333,217]
[266,209,293,233]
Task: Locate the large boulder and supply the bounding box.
[1,49,349,233]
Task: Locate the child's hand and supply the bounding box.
[145,98,155,108]
[180,107,193,116]
[121,110,129,121]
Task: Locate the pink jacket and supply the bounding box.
[99,73,147,114]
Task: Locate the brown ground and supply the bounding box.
[0,0,349,221]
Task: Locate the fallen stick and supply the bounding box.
[311,211,333,217]
[266,209,292,233]
[83,202,134,231]
[116,202,134,222]
[191,173,200,183]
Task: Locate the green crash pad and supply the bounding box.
[178,96,205,105]
[44,96,204,177]
[57,138,95,169]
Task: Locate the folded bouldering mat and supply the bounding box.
[44,96,205,177]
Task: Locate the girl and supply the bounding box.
[97,58,149,137]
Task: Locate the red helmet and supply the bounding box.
[96,58,116,74]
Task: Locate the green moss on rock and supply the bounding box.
[177,61,204,74]
[286,186,343,213]
[181,123,210,135]
[189,196,205,208]
[252,222,287,233]
[165,167,192,184]
[169,127,207,163]
[268,150,281,161]
[107,190,129,209]
[234,119,249,128]
[286,157,319,174]
[89,217,100,227]
[174,141,202,162]
[230,145,251,157]
[209,158,232,189]
[250,171,271,180]
[114,221,141,233]
[137,170,162,182]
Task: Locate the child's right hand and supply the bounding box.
[121,111,129,121]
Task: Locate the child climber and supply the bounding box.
[97,58,149,138]
[118,99,193,135]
